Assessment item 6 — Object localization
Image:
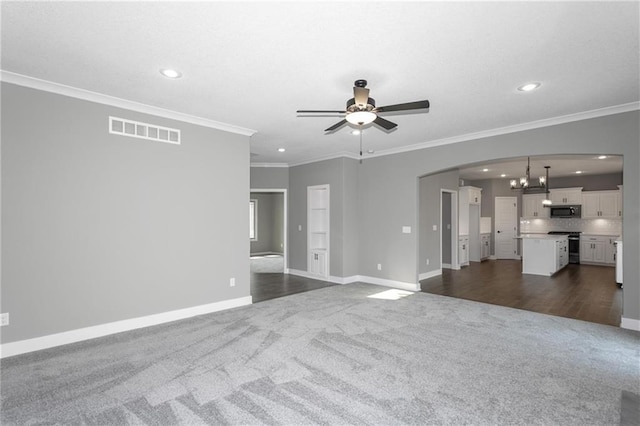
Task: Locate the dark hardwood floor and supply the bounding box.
[420,260,622,326]
[250,271,336,303]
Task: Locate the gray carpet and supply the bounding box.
[1,282,639,425]
[250,255,284,273]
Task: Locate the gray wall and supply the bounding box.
[357,111,639,320]
[1,83,251,343]
[250,192,284,254]
[250,166,289,189]
[288,157,359,278]
[419,170,459,275]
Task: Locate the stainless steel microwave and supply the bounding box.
[550,205,581,218]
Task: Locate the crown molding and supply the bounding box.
[288,150,363,167]
[281,102,640,167]
[0,70,257,137]
[365,102,640,160]
[250,163,290,168]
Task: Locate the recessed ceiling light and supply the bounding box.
[351,130,361,135]
[517,82,541,92]
[575,170,583,174]
[277,148,286,152]
[500,174,507,178]
[598,155,607,159]
[482,168,489,172]
[160,68,182,79]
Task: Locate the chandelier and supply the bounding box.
[510,157,551,203]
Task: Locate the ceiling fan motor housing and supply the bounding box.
[346,97,376,112]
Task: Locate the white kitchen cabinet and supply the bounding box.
[459,186,481,263]
[581,235,616,265]
[549,187,582,205]
[605,237,617,264]
[481,233,491,260]
[458,235,469,267]
[582,190,620,219]
[522,194,549,218]
[466,187,482,205]
[308,184,329,278]
[522,235,569,276]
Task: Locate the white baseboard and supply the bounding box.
[442,263,452,269]
[250,252,284,257]
[621,317,640,331]
[489,255,497,260]
[288,268,323,280]
[0,296,252,359]
[419,269,442,281]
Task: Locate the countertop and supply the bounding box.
[516,234,569,240]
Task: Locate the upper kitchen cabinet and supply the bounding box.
[549,187,583,205]
[522,193,550,218]
[582,190,621,219]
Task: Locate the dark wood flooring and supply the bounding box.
[250,271,336,303]
[420,260,622,326]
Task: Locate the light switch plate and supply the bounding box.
[402,226,411,234]
[432,225,438,231]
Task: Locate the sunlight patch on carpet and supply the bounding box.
[367,289,414,300]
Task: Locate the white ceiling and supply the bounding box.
[1,2,638,166]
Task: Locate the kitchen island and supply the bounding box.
[519,234,569,276]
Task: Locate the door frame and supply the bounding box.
[441,189,459,270]
[249,188,288,272]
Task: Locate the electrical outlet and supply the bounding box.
[377,264,382,271]
[298,225,302,231]
[426,259,430,265]
[432,224,438,231]
[230,278,236,287]
[0,313,9,326]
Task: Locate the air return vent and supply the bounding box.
[109,116,180,145]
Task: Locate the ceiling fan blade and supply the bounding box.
[297,110,346,114]
[324,119,348,132]
[354,87,370,106]
[374,116,397,130]
[375,100,430,113]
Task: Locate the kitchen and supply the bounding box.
[421,154,624,327]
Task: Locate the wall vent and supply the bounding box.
[109,116,180,145]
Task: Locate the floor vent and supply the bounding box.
[109,116,180,145]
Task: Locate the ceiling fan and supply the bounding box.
[297,79,430,132]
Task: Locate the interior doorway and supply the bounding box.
[249,189,287,273]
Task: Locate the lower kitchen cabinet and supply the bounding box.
[481,233,491,260]
[459,235,469,267]
[522,236,568,276]
[581,235,616,265]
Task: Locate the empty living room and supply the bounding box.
[1,2,639,425]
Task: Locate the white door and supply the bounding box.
[495,197,518,259]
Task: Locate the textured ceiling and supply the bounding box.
[1,2,638,166]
